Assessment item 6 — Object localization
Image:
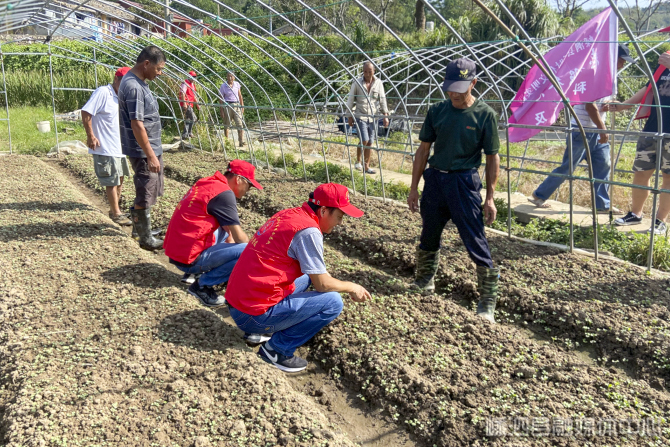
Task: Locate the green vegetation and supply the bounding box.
[3,68,110,114]
[0,106,87,154]
[491,198,670,271]
[247,148,411,201]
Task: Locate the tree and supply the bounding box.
[415,0,425,32]
[552,0,591,19]
[620,0,664,33]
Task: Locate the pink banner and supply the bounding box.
[508,7,618,143]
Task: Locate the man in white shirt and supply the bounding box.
[82,67,132,226]
[346,62,389,174]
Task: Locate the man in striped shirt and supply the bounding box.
[528,44,634,214]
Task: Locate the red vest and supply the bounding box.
[225,203,320,316]
[164,171,231,264]
[180,80,196,108]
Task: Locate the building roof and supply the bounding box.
[52,0,135,21]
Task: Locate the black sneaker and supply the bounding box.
[258,342,308,372]
[243,333,272,347]
[181,273,197,284]
[188,280,226,308]
[614,211,642,226]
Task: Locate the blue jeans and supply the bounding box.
[534,131,611,210]
[420,168,493,268]
[174,240,247,287]
[229,274,343,357]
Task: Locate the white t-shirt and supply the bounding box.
[82,84,122,156]
[570,96,611,129]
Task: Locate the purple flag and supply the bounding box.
[508,7,618,143]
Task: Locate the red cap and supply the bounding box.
[115,67,131,77]
[188,70,197,77]
[226,159,263,190]
[311,183,363,218]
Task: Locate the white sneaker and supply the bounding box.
[647,218,667,235]
[354,162,362,171]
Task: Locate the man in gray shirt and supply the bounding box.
[118,45,166,250]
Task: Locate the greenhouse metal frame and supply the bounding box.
[0,0,668,270]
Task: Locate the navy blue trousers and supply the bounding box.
[419,168,493,268]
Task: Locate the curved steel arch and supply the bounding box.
[1,0,669,269]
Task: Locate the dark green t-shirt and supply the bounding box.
[419,98,500,171]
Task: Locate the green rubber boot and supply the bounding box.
[411,247,440,293]
[476,265,500,323]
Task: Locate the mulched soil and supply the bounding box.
[0,156,357,447]
[52,151,670,446]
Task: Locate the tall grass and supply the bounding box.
[1,69,111,112]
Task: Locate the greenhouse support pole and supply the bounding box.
[48,43,60,157]
[93,48,98,88]
[505,125,511,238]
[610,110,615,223]
[567,111,574,252]
[0,45,11,154]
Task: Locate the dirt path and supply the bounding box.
[46,157,418,447]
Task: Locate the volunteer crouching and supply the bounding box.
[163,160,262,307]
[225,183,371,372]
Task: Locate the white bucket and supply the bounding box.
[37,121,51,133]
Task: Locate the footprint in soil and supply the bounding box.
[158,309,248,354]
[101,262,182,288]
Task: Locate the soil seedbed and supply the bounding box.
[56,154,421,447]
[160,151,670,390]
[56,153,670,445]
[315,244,670,446]
[0,156,359,447]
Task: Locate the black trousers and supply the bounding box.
[419,168,493,268]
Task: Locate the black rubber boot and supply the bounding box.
[130,207,163,250]
[476,265,500,323]
[131,226,163,239]
[411,247,440,293]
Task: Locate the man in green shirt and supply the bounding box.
[407,58,501,323]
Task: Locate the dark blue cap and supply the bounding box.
[441,58,477,93]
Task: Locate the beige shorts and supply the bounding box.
[221,103,244,129]
[92,154,130,187]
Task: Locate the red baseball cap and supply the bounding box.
[311,183,363,218]
[188,70,197,77]
[115,67,131,77]
[226,159,263,190]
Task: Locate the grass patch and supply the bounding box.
[0,106,87,154]
[491,198,670,271]
[245,147,411,201]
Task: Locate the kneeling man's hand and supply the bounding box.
[349,284,371,303]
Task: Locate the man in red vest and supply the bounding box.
[225,183,371,372]
[164,160,262,307]
[179,70,199,140]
